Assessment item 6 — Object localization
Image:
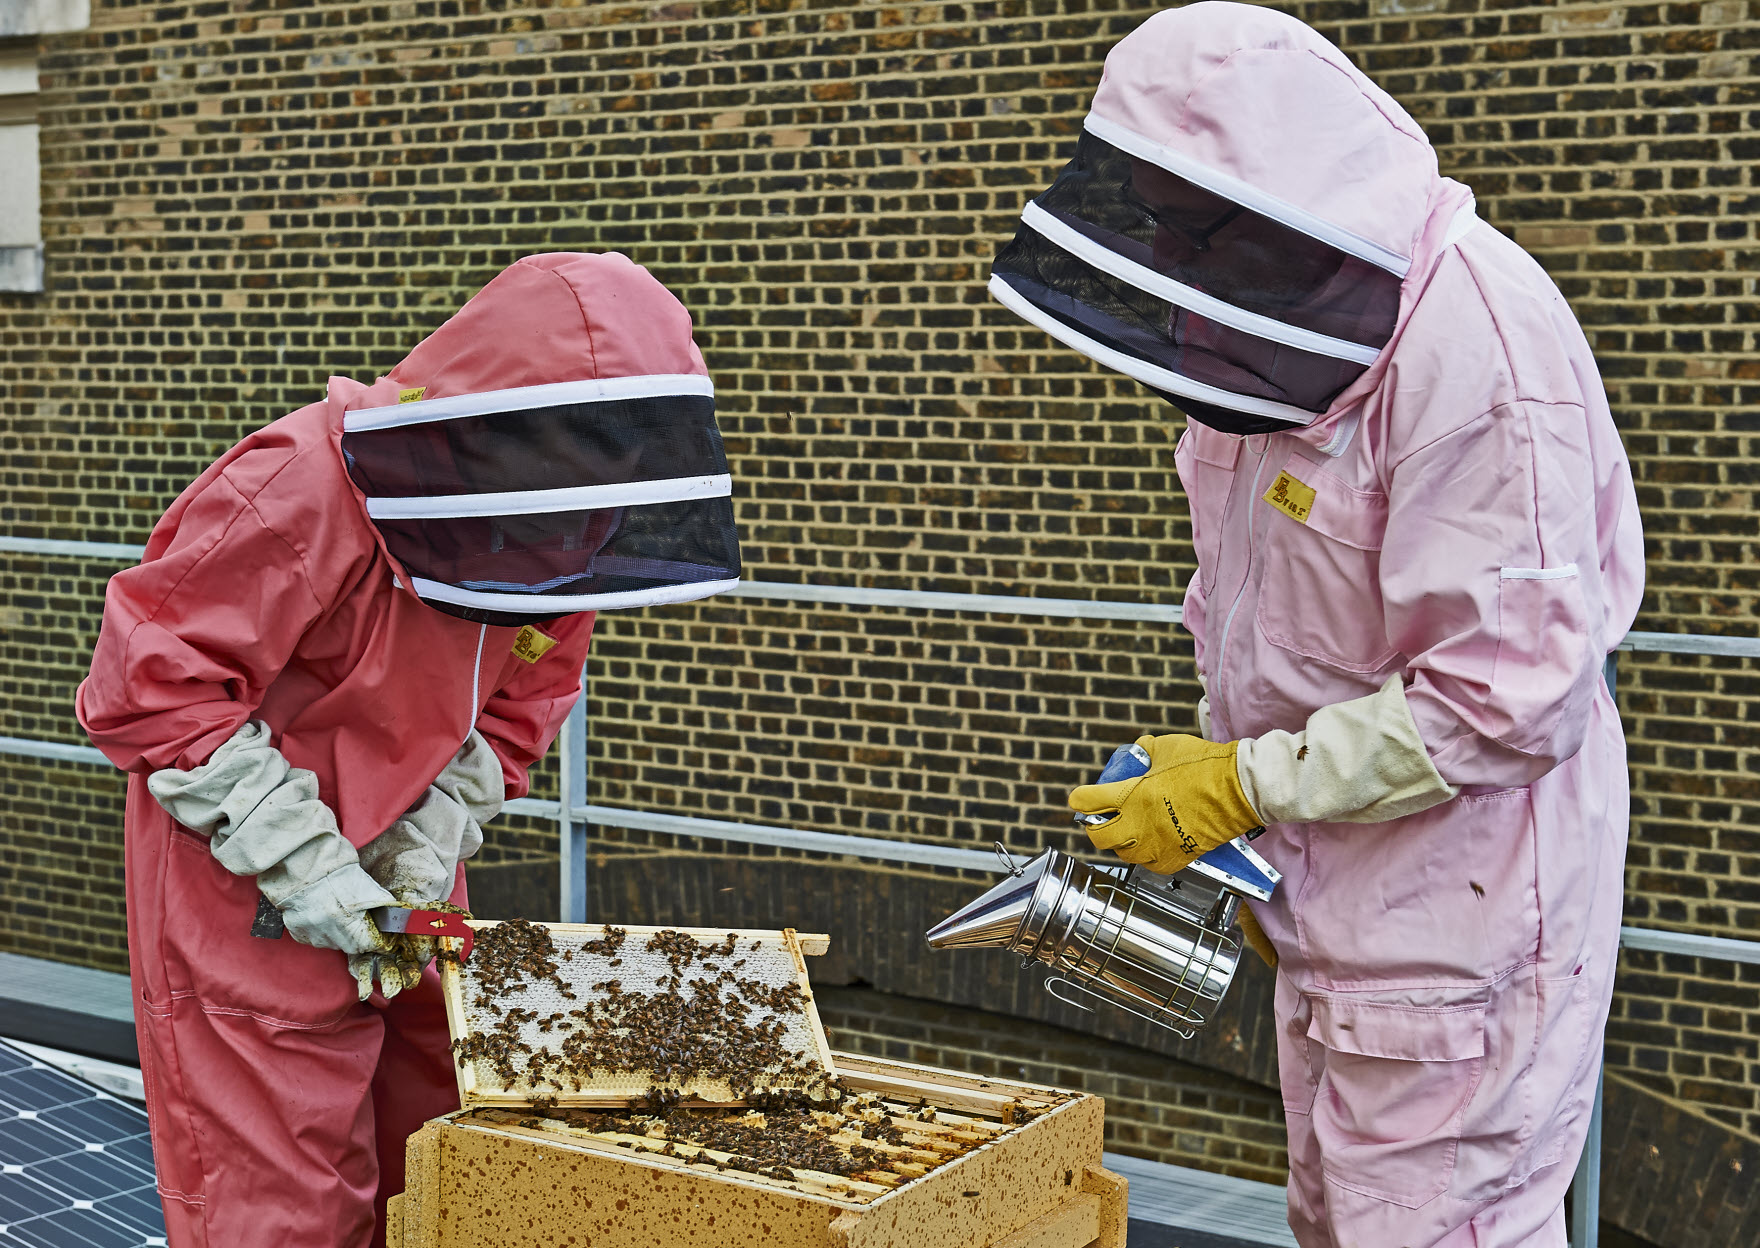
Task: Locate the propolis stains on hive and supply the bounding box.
[387,1051,1127,1248]
[437,1128,832,1248]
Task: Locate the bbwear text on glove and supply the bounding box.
[1068,733,1264,875]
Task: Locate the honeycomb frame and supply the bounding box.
[438,921,837,1108]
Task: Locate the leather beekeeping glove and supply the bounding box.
[1234,674,1457,825]
[348,896,471,1003]
[1069,734,1264,875]
[1236,904,1277,969]
[350,946,425,1003]
[148,721,396,965]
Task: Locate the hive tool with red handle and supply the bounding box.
[370,906,476,962]
[250,897,475,962]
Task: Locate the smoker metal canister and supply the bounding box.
[926,845,1243,1038]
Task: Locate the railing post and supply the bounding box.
[1569,1065,1605,1248]
[556,661,589,924]
[1569,648,1612,1248]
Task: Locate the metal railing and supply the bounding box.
[5,534,1760,1248]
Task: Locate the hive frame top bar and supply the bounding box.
[451,921,831,953]
[446,921,830,953]
[439,921,836,1109]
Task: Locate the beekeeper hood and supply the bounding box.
[331,252,740,624]
[990,2,1477,438]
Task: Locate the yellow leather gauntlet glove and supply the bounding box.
[1236,904,1277,969]
[1068,734,1264,875]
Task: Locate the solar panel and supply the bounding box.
[0,1039,166,1246]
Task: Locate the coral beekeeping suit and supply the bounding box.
[996,6,1644,1246]
[77,252,740,1248]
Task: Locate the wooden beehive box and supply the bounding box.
[387,1052,1127,1248]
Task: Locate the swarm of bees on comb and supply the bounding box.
[451,918,838,1105]
[461,1091,1053,1201]
[487,1096,908,1184]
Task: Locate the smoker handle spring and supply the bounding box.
[1043,974,1203,1041]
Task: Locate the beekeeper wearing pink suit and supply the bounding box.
[992,5,1643,1246]
[76,252,741,1247]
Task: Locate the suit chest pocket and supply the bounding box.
[1254,463,1397,673]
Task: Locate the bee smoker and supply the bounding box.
[925,743,1281,1038]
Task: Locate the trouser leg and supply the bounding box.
[368,962,461,1248]
[134,995,210,1248]
[134,961,387,1248]
[368,865,469,1248]
[1273,962,1602,1248]
[128,781,389,1247]
[1283,1101,1335,1248]
[1274,973,1335,1248]
[173,1002,385,1247]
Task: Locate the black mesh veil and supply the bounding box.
[342,383,741,623]
[991,130,1404,428]
[344,395,724,499]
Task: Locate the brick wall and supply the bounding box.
[1,0,1757,1190]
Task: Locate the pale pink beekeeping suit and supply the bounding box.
[988,5,1645,1246]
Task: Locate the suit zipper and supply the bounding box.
[1211,439,1270,740]
[466,623,486,746]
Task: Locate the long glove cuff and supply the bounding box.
[357,729,505,902]
[276,862,395,923]
[146,720,287,838]
[277,864,395,955]
[434,729,505,826]
[357,812,463,905]
[148,720,358,890]
[1235,674,1458,826]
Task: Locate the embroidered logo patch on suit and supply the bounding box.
[398,386,427,404]
[511,625,559,663]
[1263,470,1317,524]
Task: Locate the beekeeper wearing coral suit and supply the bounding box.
[991,5,1644,1246]
[76,253,741,1247]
